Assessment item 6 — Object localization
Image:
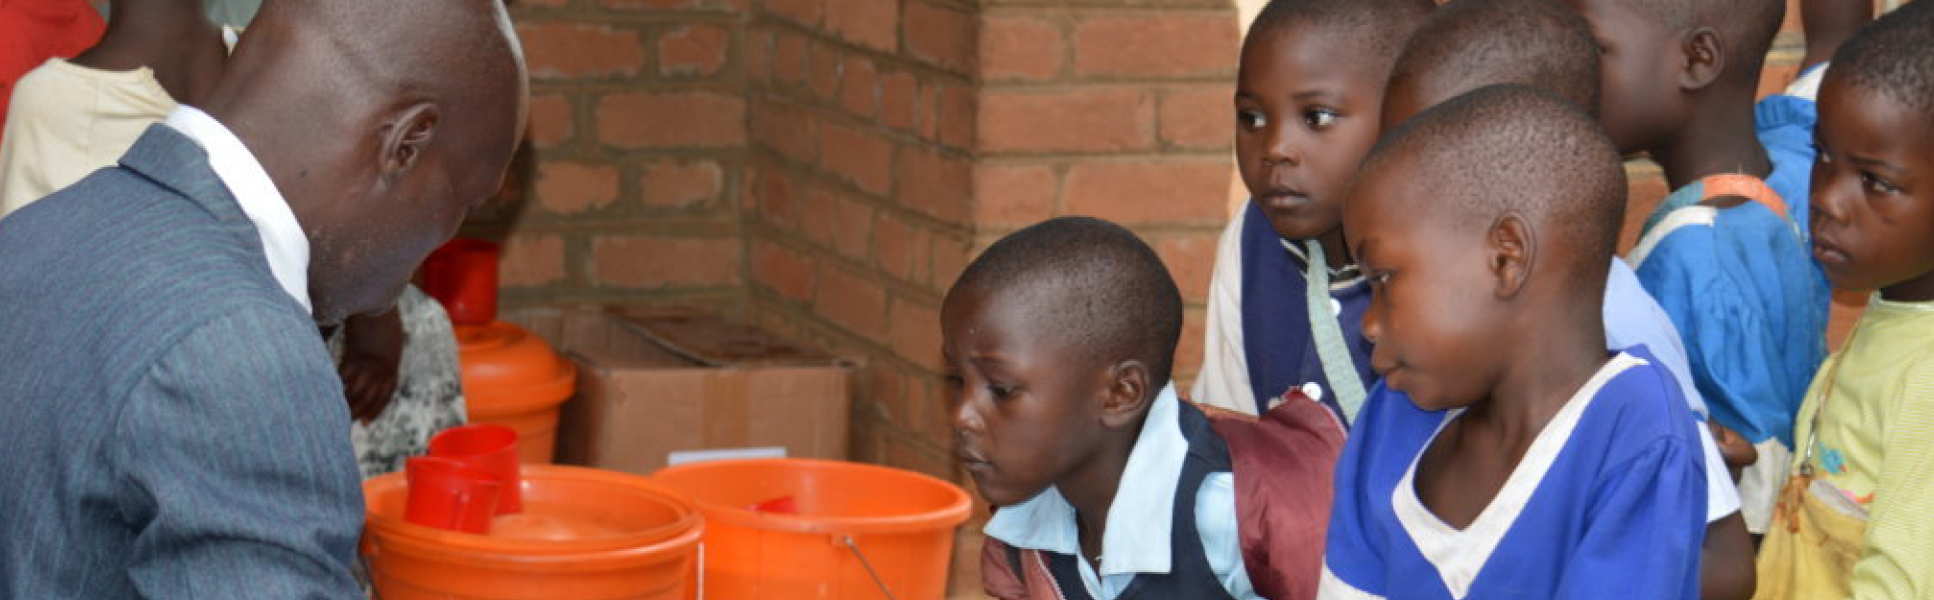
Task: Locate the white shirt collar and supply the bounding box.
[984,382,1189,577]
[163,105,312,314]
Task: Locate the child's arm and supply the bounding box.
[1556,437,1706,600]
[1847,362,1934,600]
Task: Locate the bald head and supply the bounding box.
[946,217,1184,390]
[1358,85,1626,291]
[206,0,528,325]
[1384,0,1601,128]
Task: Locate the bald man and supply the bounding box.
[0,0,527,597]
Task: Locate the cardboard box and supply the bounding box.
[503,306,854,475]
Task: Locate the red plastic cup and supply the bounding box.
[428,424,523,514]
[403,456,503,534]
[420,238,501,326]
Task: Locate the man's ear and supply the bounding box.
[380,102,440,176]
[1488,214,1534,299]
[1098,360,1153,430]
[1678,27,1726,91]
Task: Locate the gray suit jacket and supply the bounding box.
[0,125,362,598]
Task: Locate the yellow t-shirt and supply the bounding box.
[0,57,176,217]
[1790,295,1934,599]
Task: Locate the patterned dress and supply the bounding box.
[329,285,467,479]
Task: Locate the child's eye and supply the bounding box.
[943,374,965,390]
[1305,108,1339,130]
[1237,109,1267,132]
[988,384,1017,399]
[1860,171,1902,195]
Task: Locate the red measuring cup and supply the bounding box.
[428,423,523,514]
[403,456,503,534]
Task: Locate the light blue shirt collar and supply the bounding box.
[984,382,1187,578]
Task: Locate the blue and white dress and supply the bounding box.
[1318,347,1707,600]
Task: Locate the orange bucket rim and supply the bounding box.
[361,517,702,573]
[365,464,702,554]
[651,457,973,536]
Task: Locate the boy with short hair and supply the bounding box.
[1320,85,1707,599]
[955,217,1328,600]
[1380,3,1756,596]
[1194,0,1433,420]
[1568,0,1831,535]
[1753,4,1934,597]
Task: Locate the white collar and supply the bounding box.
[163,105,312,314]
[1393,352,1648,599]
[984,383,1188,577]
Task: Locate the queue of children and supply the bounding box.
[951,0,1934,599]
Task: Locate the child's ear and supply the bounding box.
[1098,360,1153,430]
[1487,214,1533,299]
[1678,27,1726,91]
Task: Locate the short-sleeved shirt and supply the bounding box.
[1318,347,1707,600]
[1628,175,1829,448]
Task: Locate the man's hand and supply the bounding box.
[339,307,405,423]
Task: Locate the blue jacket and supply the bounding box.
[0,125,362,598]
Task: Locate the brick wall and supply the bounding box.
[723,0,1241,482]
[738,0,981,481]
[470,0,751,314]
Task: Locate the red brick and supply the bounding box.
[937,84,974,149]
[896,146,972,224]
[601,0,744,10]
[500,234,566,287]
[751,97,818,165]
[1063,159,1230,224]
[873,215,930,284]
[839,55,879,118]
[641,161,723,208]
[889,299,944,372]
[826,0,897,53]
[808,42,843,102]
[754,167,800,225]
[1160,85,1233,150]
[931,236,974,293]
[917,83,942,141]
[591,236,741,288]
[1175,307,1207,388]
[596,91,745,148]
[981,14,1063,81]
[746,30,772,83]
[820,123,895,197]
[880,71,918,131]
[1073,13,1239,79]
[753,239,817,302]
[519,0,567,6]
[658,24,730,77]
[534,161,619,215]
[763,0,822,27]
[815,265,889,340]
[906,1,973,73]
[773,29,809,85]
[797,184,873,259]
[517,22,645,79]
[527,94,573,149]
[973,164,1057,227]
[979,88,1153,153]
[1155,231,1217,304]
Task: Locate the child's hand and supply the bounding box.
[1709,422,1757,483]
[340,307,405,423]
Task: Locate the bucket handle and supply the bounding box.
[837,534,899,600]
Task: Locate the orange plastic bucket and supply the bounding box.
[363,465,703,599]
[456,321,575,463]
[652,458,971,600]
